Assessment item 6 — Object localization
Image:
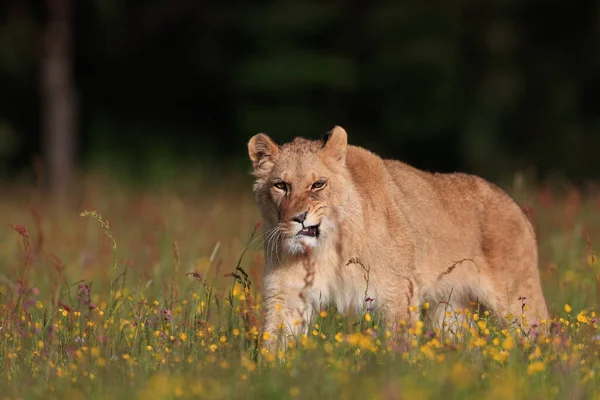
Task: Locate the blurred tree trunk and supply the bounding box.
[41,0,77,201]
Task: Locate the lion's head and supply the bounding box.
[248,126,349,256]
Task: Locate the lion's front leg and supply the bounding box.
[381,277,421,350]
[262,271,314,352]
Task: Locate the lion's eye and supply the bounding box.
[311,180,326,190]
[273,181,287,191]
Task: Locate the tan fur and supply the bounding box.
[248,126,549,347]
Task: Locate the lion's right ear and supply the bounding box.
[248,133,279,173]
[322,125,347,163]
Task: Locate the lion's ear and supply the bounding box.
[248,133,279,173]
[322,125,347,163]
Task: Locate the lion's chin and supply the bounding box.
[283,236,318,256]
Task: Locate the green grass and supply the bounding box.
[0,174,599,399]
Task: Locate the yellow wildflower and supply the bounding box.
[502,336,514,351]
[564,304,572,313]
[527,361,546,375]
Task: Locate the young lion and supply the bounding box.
[248,126,549,347]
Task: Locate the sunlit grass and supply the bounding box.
[0,176,599,399]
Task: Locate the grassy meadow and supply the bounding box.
[1,172,600,399]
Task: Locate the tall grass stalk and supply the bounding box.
[80,209,118,315]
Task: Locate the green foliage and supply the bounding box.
[0,1,599,179]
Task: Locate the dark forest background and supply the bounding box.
[1,0,599,195]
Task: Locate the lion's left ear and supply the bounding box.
[322,125,347,163]
[248,133,279,175]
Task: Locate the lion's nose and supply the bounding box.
[292,211,308,224]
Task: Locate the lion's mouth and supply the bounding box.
[297,224,320,238]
